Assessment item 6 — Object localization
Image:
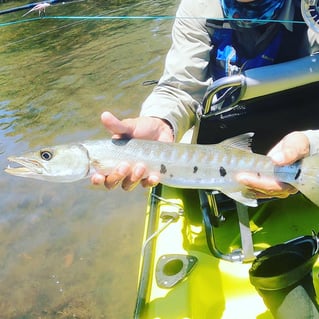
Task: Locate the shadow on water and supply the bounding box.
[0,0,178,317]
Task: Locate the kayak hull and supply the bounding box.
[134,185,319,319]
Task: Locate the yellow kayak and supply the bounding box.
[134,56,319,319]
[134,185,319,319]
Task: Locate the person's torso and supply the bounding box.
[196,1,317,153]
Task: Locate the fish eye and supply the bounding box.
[40,150,53,161]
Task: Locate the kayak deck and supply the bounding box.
[134,185,319,319]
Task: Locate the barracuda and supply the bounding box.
[5,133,319,207]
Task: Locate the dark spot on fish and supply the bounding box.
[294,168,301,180]
[257,172,261,177]
[170,174,174,178]
[193,166,198,174]
[219,166,227,177]
[160,164,167,174]
[111,138,131,146]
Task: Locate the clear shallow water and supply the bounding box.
[0,1,177,317]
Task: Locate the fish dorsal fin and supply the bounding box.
[219,133,254,152]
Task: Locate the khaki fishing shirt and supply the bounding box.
[140,0,319,152]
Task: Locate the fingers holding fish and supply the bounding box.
[237,132,309,199]
[100,112,134,139]
[93,111,173,191]
[237,172,298,199]
[121,163,146,191]
[267,131,310,165]
[140,175,160,189]
[117,164,160,191]
[91,111,173,191]
[91,162,158,191]
[91,162,130,190]
[104,162,132,190]
[91,173,106,185]
[101,111,174,142]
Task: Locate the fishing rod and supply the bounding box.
[0,0,74,15]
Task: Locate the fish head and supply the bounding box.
[5,144,90,182]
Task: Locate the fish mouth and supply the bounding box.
[5,157,44,176]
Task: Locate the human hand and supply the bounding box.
[91,111,174,191]
[236,132,310,199]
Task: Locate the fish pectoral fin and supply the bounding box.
[223,189,258,207]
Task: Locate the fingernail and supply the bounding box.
[116,163,130,176]
[148,175,160,187]
[101,111,111,121]
[133,164,145,180]
[123,183,137,192]
[91,174,106,185]
[107,179,120,190]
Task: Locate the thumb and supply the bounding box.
[101,111,134,138]
[267,132,310,165]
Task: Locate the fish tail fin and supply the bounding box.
[296,154,319,207]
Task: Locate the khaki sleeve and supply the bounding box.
[140,0,222,141]
[303,130,319,155]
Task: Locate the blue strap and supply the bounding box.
[210,28,283,80]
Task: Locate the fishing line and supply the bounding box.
[0,0,85,17]
[0,0,155,27]
[1,0,316,47]
[1,0,157,47]
[0,15,307,28]
[0,16,307,49]
[0,15,307,48]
